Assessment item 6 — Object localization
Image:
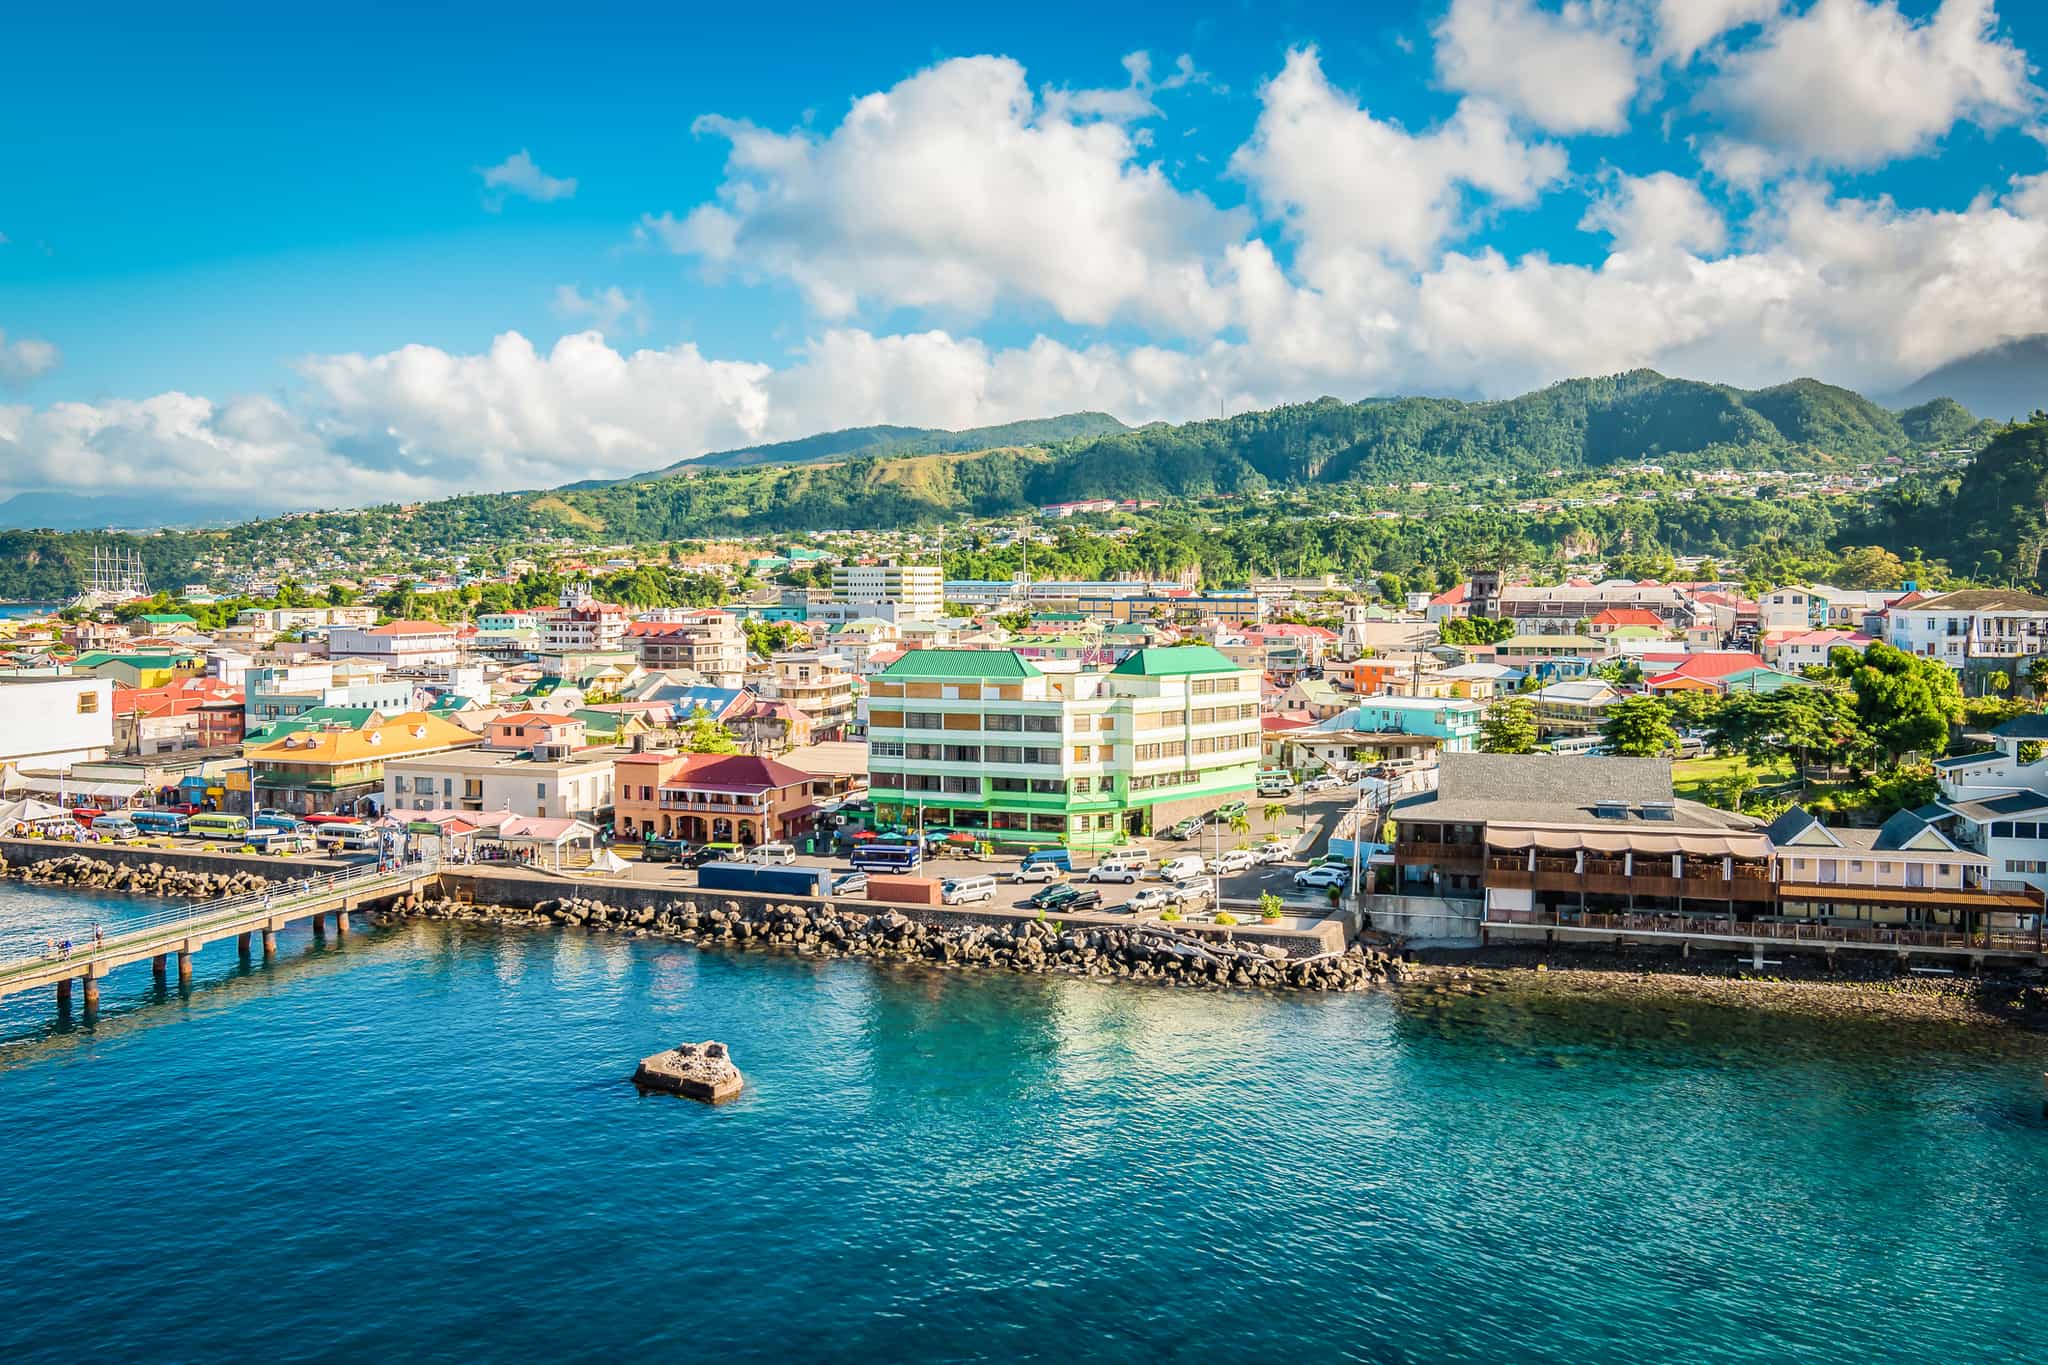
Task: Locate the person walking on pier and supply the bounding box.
[91,922,103,952]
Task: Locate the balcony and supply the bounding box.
[657,791,770,814]
[1398,840,1487,867]
[1486,854,1775,903]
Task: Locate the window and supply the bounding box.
[77,691,99,714]
[1073,777,1092,793]
[985,714,1022,732]
[537,782,548,800]
[906,712,944,729]
[985,746,1024,765]
[1023,715,1060,733]
[392,776,409,793]
[906,743,944,761]
[871,741,904,759]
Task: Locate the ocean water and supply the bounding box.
[0,885,2044,1364]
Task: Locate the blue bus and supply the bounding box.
[849,842,923,873]
[130,809,190,836]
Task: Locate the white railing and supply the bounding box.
[0,853,438,986]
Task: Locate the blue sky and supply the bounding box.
[3,0,2047,513]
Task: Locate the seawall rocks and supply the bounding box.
[11,854,275,900]
[388,892,1397,994]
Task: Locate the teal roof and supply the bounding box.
[75,651,192,668]
[1109,645,1245,677]
[139,613,197,625]
[879,649,1041,680]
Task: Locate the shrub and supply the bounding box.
[1215,911,1239,925]
[1258,891,1283,921]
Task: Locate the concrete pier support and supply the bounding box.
[82,974,100,1017]
[152,953,168,983]
[177,949,193,987]
[1751,943,1765,971]
[262,928,277,959]
[55,978,72,1013]
[238,931,252,961]
[334,910,349,939]
[311,912,326,942]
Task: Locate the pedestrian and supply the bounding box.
[92,921,103,951]
[59,938,71,960]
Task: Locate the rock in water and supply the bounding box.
[633,1041,744,1104]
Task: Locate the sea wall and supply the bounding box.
[1366,894,1483,946]
[0,837,339,883]
[392,888,1392,993]
[440,867,1349,958]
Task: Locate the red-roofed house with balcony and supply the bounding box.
[613,752,818,845]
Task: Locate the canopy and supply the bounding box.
[1485,824,1768,859]
[589,848,630,875]
[0,797,75,829]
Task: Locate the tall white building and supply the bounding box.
[831,559,943,622]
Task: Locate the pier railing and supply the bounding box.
[1486,907,2045,954]
[0,854,436,988]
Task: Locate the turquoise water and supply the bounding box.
[1,885,2045,1364]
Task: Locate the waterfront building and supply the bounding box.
[764,651,856,740]
[0,676,114,768]
[384,740,617,823]
[1392,753,1769,910]
[613,751,818,845]
[1766,805,2034,932]
[865,646,1260,847]
[245,711,480,816]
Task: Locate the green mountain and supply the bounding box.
[1889,335,2048,423]
[620,411,1129,480]
[1862,415,2048,586]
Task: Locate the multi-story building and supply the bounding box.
[1882,589,2048,670]
[613,751,818,845]
[540,597,629,653]
[1392,753,1771,909]
[766,651,856,740]
[831,558,943,622]
[630,611,746,686]
[383,742,616,823]
[245,711,481,816]
[1078,593,1263,628]
[1316,696,1483,752]
[325,621,462,667]
[1526,679,1623,737]
[1499,584,1690,633]
[865,646,1261,848]
[1766,805,2032,932]
[242,663,417,734]
[0,676,114,768]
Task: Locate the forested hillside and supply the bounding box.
[625,411,1128,479]
[1859,415,2048,585]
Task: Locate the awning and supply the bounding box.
[1486,829,1535,850]
[1483,826,1768,859]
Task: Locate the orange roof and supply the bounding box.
[245,712,479,764]
[369,621,451,636]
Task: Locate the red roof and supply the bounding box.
[663,753,812,792]
[1646,651,1768,681]
[1429,582,1470,607]
[1261,713,1314,732]
[1590,608,1664,628]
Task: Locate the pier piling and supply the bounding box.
[262,928,277,959]
[55,978,71,1013]
[177,949,193,987]
[238,931,252,961]
[151,953,167,983]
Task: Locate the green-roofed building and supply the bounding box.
[138,613,198,627]
[867,647,1260,847]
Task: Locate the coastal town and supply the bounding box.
[3,543,2046,994]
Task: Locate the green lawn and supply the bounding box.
[1671,754,1794,802]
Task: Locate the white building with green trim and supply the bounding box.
[864,646,1262,848]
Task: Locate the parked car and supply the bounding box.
[1252,840,1292,864]
[831,871,869,896]
[678,844,731,869]
[1128,886,1172,913]
[1301,773,1340,793]
[1293,864,1350,890]
[1011,861,1067,883]
[1257,778,1295,798]
[1213,801,1248,821]
[1166,815,1205,840]
[1164,876,1212,906]
[1020,883,1101,912]
[1085,858,1144,884]
[748,843,797,865]
[941,875,998,905]
[163,802,203,817]
[1205,848,1255,874]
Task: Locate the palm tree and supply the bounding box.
[1227,810,1252,846]
[1261,801,1288,830]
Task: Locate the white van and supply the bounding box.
[941,875,998,905]
[89,811,139,840]
[1153,853,1205,882]
[1085,853,1148,884]
[748,843,797,865]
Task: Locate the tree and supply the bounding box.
[1262,801,1290,829]
[1829,642,1962,760]
[1480,697,1539,754]
[2028,655,2048,700]
[1227,810,1252,845]
[1988,669,2012,697]
[1602,697,1678,757]
[681,705,739,754]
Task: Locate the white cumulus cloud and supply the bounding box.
[551,285,649,335]
[1702,0,2039,170]
[0,329,61,385]
[476,149,579,207]
[1655,0,1783,62]
[1434,0,1644,134]
[648,54,1248,335]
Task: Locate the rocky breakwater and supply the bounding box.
[14,854,275,900]
[394,892,1398,993]
[633,1041,744,1104]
